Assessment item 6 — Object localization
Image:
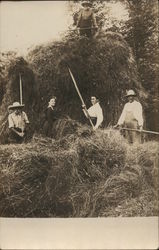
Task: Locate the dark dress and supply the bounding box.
[43,107,59,137]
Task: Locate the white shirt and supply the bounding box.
[118,100,143,126]
[8,111,29,130]
[87,102,103,129]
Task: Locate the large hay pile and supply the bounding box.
[0,121,158,217]
[27,31,147,128]
[0,56,38,115]
[0,31,147,143]
[0,55,39,143]
[0,31,157,217]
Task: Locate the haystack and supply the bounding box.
[0,123,158,217]
[0,56,39,143]
[0,56,38,114]
[0,31,147,142]
[27,31,147,129]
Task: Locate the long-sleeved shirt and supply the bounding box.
[117,100,143,127]
[8,111,29,130]
[86,102,103,129]
[77,9,97,28]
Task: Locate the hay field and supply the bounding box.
[0,31,158,218]
[0,121,158,217]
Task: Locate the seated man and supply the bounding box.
[82,96,103,130]
[8,102,29,143]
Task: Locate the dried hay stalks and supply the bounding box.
[0,120,158,217]
[27,31,147,129]
[127,142,159,190]
[70,163,144,217]
[0,56,39,143]
[0,56,38,116]
[0,31,148,141]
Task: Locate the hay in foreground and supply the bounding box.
[0,121,158,217]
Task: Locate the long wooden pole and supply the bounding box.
[120,127,159,135]
[19,74,23,105]
[70,27,97,31]
[68,67,94,128]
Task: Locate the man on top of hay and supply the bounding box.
[75,1,98,37]
[82,96,103,130]
[7,101,29,143]
[114,90,143,144]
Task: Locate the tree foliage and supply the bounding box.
[68,0,127,31]
[123,0,159,130]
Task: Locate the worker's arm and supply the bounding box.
[10,127,24,137]
[82,104,89,118]
[92,12,98,28]
[94,108,103,129]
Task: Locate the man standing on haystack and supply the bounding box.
[82,96,103,130]
[114,90,144,144]
[75,1,98,37]
[7,102,29,143]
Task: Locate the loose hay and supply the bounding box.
[0,119,158,217]
[26,31,147,129]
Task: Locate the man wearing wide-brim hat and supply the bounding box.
[114,90,144,144]
[76,1,98,37]
[81,1,92,7]
[8,101,29,143]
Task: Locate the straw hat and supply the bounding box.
[8,102,25,110]
[125,90,136,97]
[81,1,92,7]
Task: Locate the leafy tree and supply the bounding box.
[123,0,159,131]
[67,0,126,32]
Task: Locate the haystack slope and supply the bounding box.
[0,124,158,217]
[27,31,147,128]
[0,31,147,143]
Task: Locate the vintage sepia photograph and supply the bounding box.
[0,0,158,249]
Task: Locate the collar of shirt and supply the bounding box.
[125,100,140,109]
[10,112,26,129]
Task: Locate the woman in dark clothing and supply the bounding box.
[43,97,59,137]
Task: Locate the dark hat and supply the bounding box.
[82,1,92,7]
[8,102,25,110]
